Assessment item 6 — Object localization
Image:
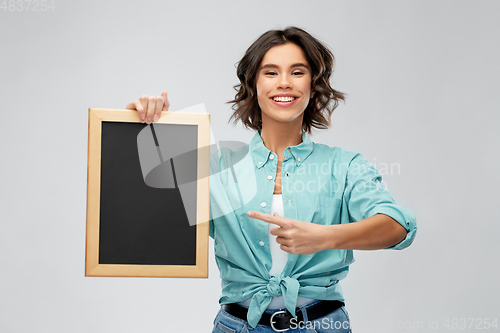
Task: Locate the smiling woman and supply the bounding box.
[257,43,313,127]
[125,26,417,333]
[227,27,346,134]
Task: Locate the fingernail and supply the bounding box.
[154,115,158,122]
[247,211,254,217]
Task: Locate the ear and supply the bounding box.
[310,90,315,99]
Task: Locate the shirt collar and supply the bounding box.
[249,128,314,169]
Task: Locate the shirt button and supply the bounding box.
[297,157,301,162]
[261,202,267,207]
[258,161,262,165]
[269,154,275,160]
[259,241,265,246]
[267,175,273,180]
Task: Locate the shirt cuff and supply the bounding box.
[368,204,417,250]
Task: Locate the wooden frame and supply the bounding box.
[85,108,210,278]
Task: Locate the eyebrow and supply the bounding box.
[260,63,309,70]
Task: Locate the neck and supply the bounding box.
[260,122,303,158]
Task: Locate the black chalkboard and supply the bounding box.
[86,109,210,278]
[99,121,196,265]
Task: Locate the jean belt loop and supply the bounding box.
[298,303,309,323]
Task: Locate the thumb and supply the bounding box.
[161,90,169,111]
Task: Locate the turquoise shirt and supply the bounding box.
[208,128,417,328]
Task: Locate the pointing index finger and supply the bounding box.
[247,211,285,227]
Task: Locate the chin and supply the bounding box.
[267,114,303,124]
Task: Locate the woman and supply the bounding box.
[126,26,417,333]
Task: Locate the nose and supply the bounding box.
[276,74,292,89]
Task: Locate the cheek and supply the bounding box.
[256,78,268,94]
[303,81,312,98]
[256,81,269,106]
[255,82,264,100]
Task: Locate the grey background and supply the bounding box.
[1,1,499,332]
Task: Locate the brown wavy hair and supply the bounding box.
[227,26,346,134]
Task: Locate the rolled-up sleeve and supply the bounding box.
[343,153,417,250]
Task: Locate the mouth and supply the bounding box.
[270,95,299,107]
[271,96,297,102]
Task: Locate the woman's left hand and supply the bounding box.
[247,211,331,255]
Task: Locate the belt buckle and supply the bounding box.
[270,310,289,332]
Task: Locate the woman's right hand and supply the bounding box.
[125,90,170,124]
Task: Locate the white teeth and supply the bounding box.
[273,96,296,102]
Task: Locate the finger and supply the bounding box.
[270,226,285,237]
[134,100,145,122]
[247,211,285,227]
[145,96,157,124]
[139,95,149,114]
[276,236,290,245]
[138,95,149,122]
[125,101,136,110]
[161,91,170,111]
[280,244,292,253]
[153,95,163,122]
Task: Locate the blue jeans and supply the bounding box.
[211,300,352,333]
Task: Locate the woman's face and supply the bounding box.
[256,42,314,127]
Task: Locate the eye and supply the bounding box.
[265,72,277,76]
[292,71,304,75]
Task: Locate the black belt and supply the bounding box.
[222,300,345,332]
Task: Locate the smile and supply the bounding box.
[270,95,299,107]
[272,96,296,102]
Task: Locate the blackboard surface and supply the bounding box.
[98,122,196,265]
